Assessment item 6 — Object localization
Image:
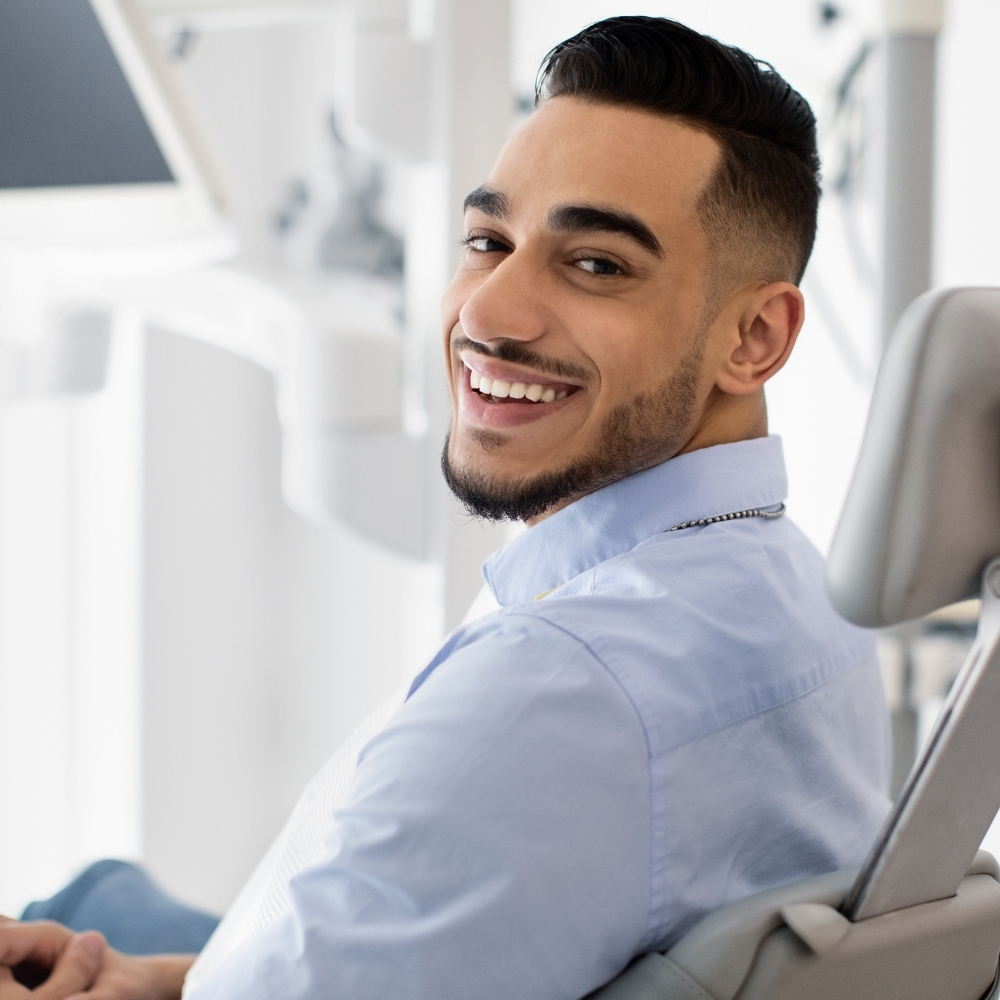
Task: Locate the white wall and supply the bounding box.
[936,0,1000,288]
[0,313,143,914]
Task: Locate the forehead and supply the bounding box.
[485,97,721,229]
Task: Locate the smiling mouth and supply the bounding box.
[463,361,580,404]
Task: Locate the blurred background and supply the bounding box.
[1,0,997,919]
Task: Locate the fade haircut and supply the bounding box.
[536,16,821,292]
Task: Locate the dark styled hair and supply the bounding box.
[536,16,820,287]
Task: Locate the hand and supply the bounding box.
[0,918,193,1000]
[0,917,104,998]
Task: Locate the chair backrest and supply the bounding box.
[827,286,1000,918]
[827,287,1000,627]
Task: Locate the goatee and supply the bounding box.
[442,343,703,522]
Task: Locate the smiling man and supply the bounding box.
[0,16,890,1000]
[441,32,818,523]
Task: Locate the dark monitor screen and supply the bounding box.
[0,0,175,190]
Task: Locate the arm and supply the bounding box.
[186,614,652,1000]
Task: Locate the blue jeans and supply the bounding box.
[20,860,220,956]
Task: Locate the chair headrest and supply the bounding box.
[826,288,1000,627]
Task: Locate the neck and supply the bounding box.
[679,388,768,456]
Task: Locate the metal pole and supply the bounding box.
[880,0,945,795]
[880,0,944,347]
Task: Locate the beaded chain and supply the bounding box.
[667,503,786,532]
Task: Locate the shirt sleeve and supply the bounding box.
[184,611,652,1000]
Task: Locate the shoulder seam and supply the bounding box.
[496,610,654,762]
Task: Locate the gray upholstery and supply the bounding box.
[664,868,857,998]
[827,287,1000,626]
[735,871,1000,1000]
[589,854,1000,1000]
[842,562,1000,920]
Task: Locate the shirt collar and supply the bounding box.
[482,435,788,607]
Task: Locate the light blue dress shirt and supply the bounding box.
[189,435,891,1000]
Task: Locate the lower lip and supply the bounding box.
[457,374,578,428]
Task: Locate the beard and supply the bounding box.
[441,338,704,523]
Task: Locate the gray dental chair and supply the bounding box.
[592,287,1000,1000]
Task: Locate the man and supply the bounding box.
[0,16,890,1000]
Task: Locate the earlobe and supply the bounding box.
[717,282,804,395]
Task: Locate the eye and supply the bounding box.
[464,235,508,253]
[574,257,623,276]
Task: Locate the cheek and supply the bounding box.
[581,317,698,406]
[570,320,655,401]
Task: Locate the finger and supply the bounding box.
[0,921,72,968]
[35,933,105,1000]
[0,965,27,1000]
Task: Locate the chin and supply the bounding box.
[450,429,561,485]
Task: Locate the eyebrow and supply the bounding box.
[547,204,663,257]
[463,188,663,259]
[463,186,510,219]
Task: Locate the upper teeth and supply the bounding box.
[468,367,568,403]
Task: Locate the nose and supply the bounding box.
[458,250,548,348]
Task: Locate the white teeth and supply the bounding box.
[470,371,570,403]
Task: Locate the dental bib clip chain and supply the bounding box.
[667,503,786,533]
[535,503,787,601]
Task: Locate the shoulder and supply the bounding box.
[516,514,876,753]
[403,609,649,758]
[349,609,653,935]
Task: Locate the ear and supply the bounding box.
[715,282,804,396]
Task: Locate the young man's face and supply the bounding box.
[440,97,751,522]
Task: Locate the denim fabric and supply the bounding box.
[21,859,219,956]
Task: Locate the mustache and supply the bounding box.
[451,335,592,384]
